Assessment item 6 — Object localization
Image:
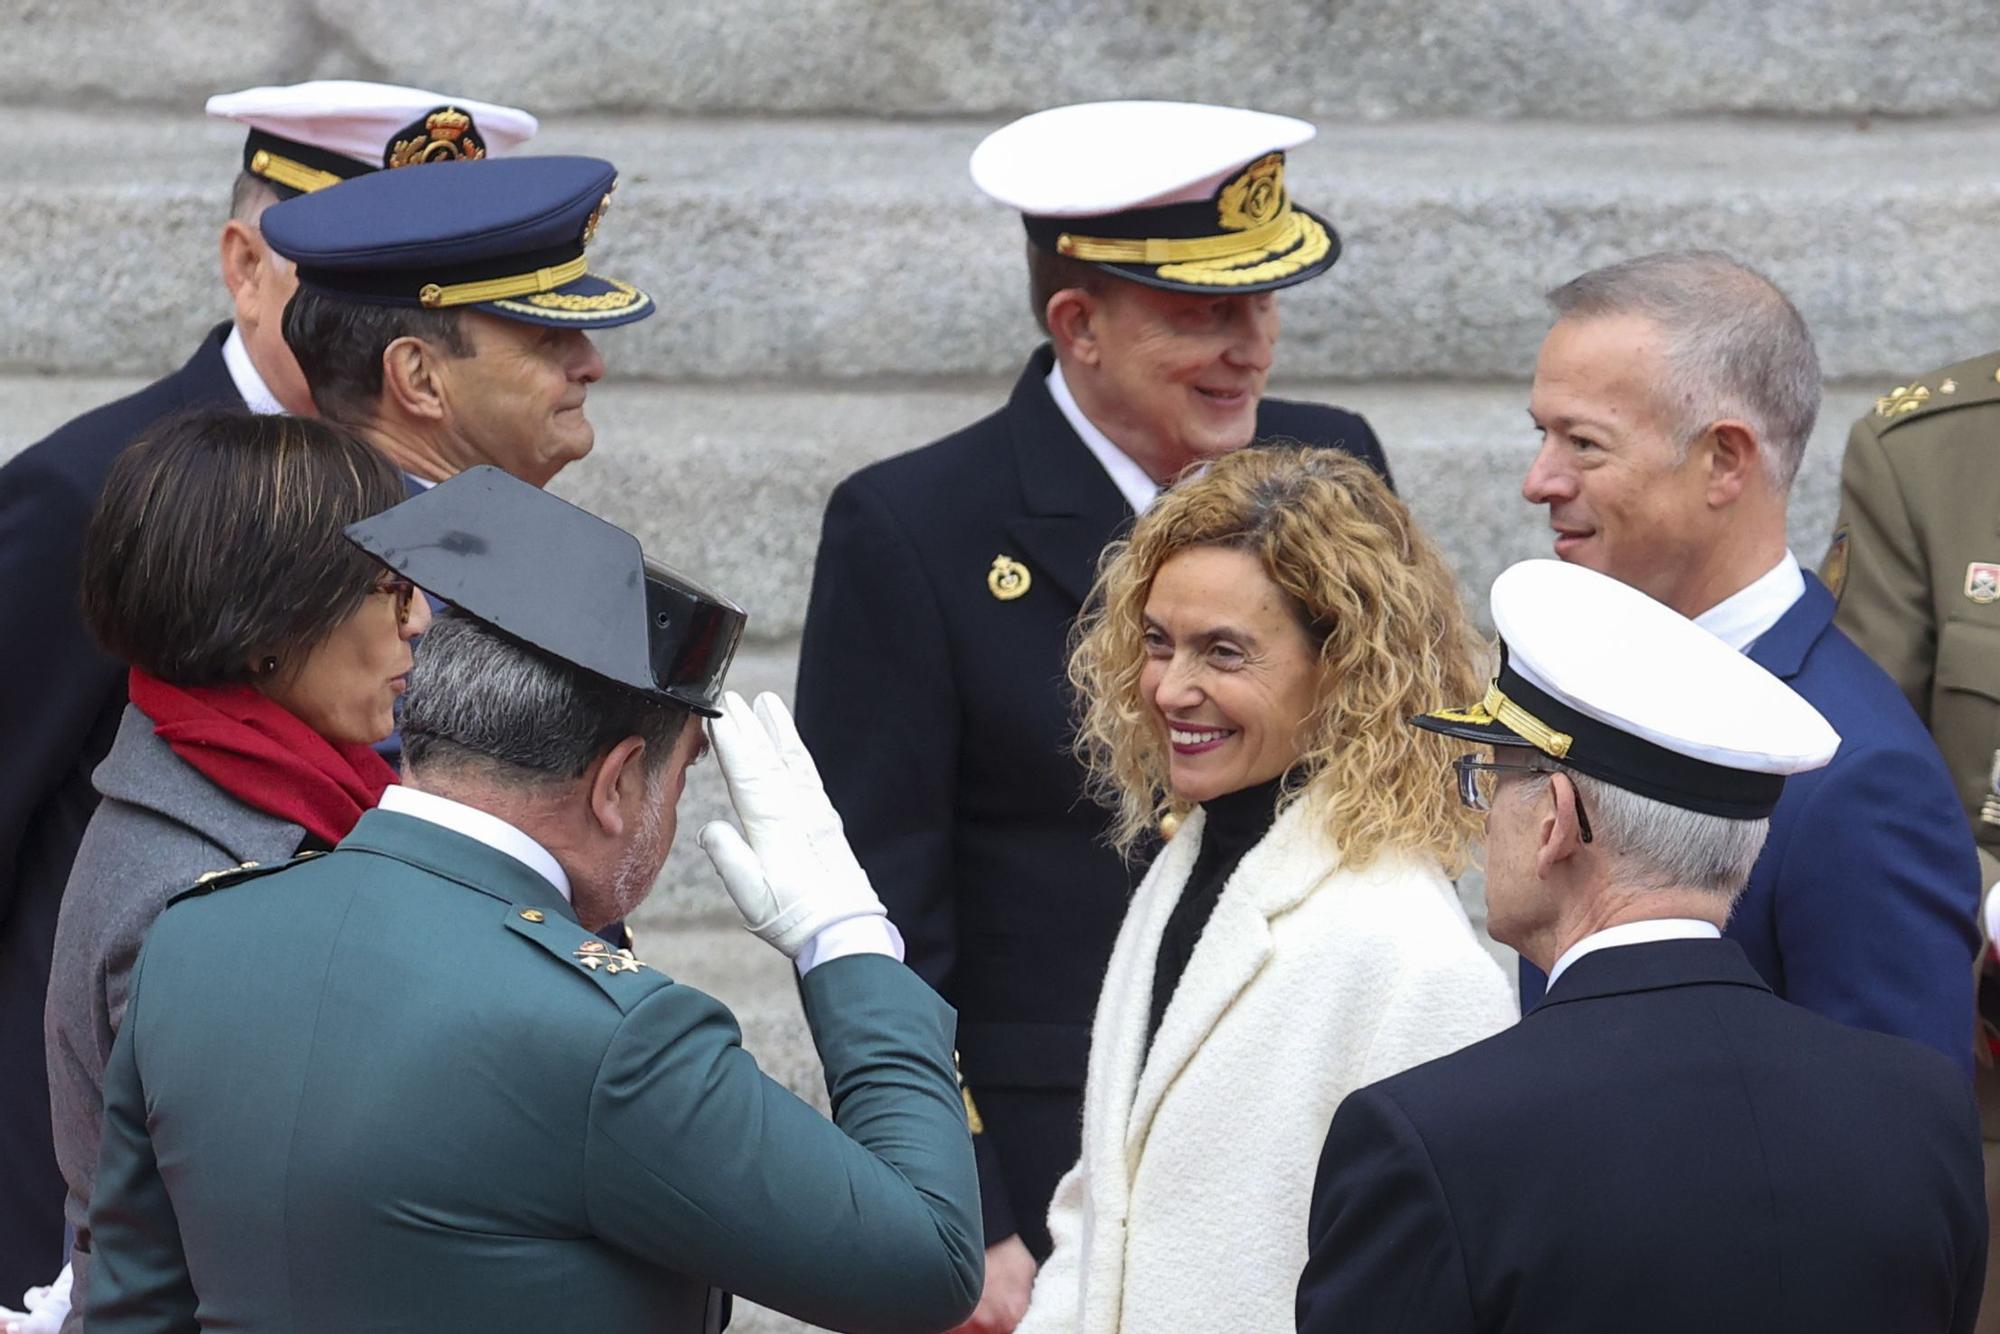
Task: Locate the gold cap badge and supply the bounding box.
[988,555,1031,601]
[387,106,487,169]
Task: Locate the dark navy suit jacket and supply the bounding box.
[794,345,1388,1255]
[1523,574,1982,1075]
[1301,938,1986,1333]
[0,325,243,1294]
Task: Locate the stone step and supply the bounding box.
[8,1,1997,123]
[0,373,1871,654]
[4,111,1998,383]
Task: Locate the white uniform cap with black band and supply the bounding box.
[969,100,1340,295]
[207,80,538,197]
[1412,560,1840,818]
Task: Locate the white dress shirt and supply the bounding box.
[378,784,902,974]
[1047,362,1162,515]
[1545,918,1722,990]
[220,324,286,417]
[1694,551,1806,652]
[379,784,572,902]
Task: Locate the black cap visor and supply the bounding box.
[1412,658,1788,819]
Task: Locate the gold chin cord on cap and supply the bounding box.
[249,148,344,195]
[1483,682,1574,759]
[417,255,590,309]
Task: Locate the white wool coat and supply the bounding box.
[1017,797,1518,1334]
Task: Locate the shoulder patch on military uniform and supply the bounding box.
[166,851,327,906]
[1870,354,2000,434]
[504,907,675,1011]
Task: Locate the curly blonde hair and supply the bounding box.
[1069,445,1485,874]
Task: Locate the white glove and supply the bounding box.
[699,692,887,958]
[0,1263,71,1334]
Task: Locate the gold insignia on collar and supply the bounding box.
[582,188,614,247]
[1217,153,1286,232]
[574,941,650,975]
[388,106,487,169]
[988,555,1031,601]
[1967,562,2000,605]
[1874,383,1931,419]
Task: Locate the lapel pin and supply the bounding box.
[988,555,1032,601]
[1966,562,2000,605]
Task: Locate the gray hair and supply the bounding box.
[402,612,689,786]
[1520,769,1769,899]
[1546,251,1821,490]
[229,170,280,224]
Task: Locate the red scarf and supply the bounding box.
[128,668,396,847]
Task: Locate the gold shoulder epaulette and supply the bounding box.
[170,850,327,904]
[1871,354,2000,432]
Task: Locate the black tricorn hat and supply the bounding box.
[344,466,744,717]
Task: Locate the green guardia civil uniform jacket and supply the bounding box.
[85,808,984,1334]
[1827,353,2000,891]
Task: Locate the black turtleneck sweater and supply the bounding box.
[1146,773,1289,1050]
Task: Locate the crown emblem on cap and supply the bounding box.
[1217,154,1286,232]
[386,105,488,169]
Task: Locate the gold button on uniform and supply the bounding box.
[519,909,545,923]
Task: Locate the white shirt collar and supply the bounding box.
[220,324,287,417]
[1693,551,1806,652]
[1545,918,1721,990]
[1046,361,1162,516]
[377,784,572,904]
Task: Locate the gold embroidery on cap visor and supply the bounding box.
[490,278,652,321]
[1053,153,1334,288]
[1427,683,1575,760]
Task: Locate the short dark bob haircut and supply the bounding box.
[81,409,406,685]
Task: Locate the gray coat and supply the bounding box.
[44,704,302,1324]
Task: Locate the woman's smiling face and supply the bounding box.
[1138,544,1319,803]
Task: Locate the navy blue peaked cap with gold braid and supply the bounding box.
[260,155,654,330]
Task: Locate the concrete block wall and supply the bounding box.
[5,8,1997,1327]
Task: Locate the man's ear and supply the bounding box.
[219,220,268,327]
[1702,419,1764,507]
[1534,774,1588,880]
[1046,287,1103,368]
[381,335,453,424]
[586,735,650,839]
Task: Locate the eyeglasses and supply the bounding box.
[1452,754,1594,843]
[372,576,420,627]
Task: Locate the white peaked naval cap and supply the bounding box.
[1412,560,1840,818]
[207,80,538,195]
[970,100,1316,217]
[970,101,1339,295]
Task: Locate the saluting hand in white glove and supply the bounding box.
[699,691,887,958]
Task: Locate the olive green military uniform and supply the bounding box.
[86,809,982,1333]
[1826,351,2000,892]
[1825,351,2000,1334]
